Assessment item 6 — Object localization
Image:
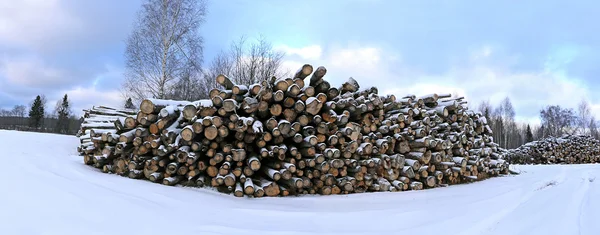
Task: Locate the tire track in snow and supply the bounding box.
[575,170,592,235]
[456,167,568,235]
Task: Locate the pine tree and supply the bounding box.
[525,124,533,143]
[55,94,72,134]
[28,95,45,129]
[483,107,491,123]
[124,97,136,109]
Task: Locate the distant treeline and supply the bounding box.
[0,93,80,135]
[0,116,82,135]
[477,97,598,149]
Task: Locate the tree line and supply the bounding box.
[121,0,289,105]
[477,97,598,149]
[0,94,78,134]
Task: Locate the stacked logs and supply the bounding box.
[79,64,510,197]
[77,106,138,165]
[502,135,600,165]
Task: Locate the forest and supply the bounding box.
[476,97,598,149]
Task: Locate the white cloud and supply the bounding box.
[328,47,381,70]
[0,56,73,88]
[277,43,597,125]
[64,86,124,116]
[0,57,125,115]
[275,45,322,60]
[277,43,403,89]
[0,0,83,50]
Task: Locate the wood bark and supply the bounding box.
[78,63,512,198]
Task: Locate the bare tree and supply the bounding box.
[168,71,206,100]
[199,49,232,98]
[540,105,577,137]
[11,105,26,117]
[590,117,599,139]
[493,97,516,148]
[577,99,591,135]
[0,109,10,117]
[478,99,501,143]
[122,0,207,101]
[203,35,289,90]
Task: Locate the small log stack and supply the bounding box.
[502,135,600,165]
[79,64,510,197]
[77,106,138,159]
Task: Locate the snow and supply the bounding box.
[159,105,176,118]
[145,98,192,107]
[1,129,600,235]
[252,120,264,133]
[306,97,318,104]
[193,99,213,108]
[80,122,116,128]
[83,116,121,123]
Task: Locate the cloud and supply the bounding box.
[277,43,596,125]
[1,0,598,126]
[0,54,127,116]
[65,86,124,116]
[0,0,83,51]
[275,45,322,60]
[0,56,74,88]
[0,0,139,114]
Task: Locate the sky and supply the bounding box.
[0,0,599,125]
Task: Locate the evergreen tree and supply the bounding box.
[28,95,45,129]
[483,107,491,124]
[525,124,533,143]
[55,94,72,134]
[124,97,136,109]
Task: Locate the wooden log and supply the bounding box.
[216,74,235,90]
[140,98,191,114]
[309,66,327,87]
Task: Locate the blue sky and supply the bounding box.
[0,0,598,124]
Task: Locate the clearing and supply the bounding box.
[0,130,598,235]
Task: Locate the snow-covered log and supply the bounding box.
[502,135,600,165]
[78,63,512,197]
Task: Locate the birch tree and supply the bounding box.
[577,99,591,135]
[123,0,207,101]
[540,105,577,137]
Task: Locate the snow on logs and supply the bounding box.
[78,64,511,197]
[502,135,600,165]
[77,106,138,157]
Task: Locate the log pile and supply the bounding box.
[79,64,510,197]
[502,135,600,165]
[77,106,138,157]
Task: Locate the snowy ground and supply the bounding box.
[0,130,599,235]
